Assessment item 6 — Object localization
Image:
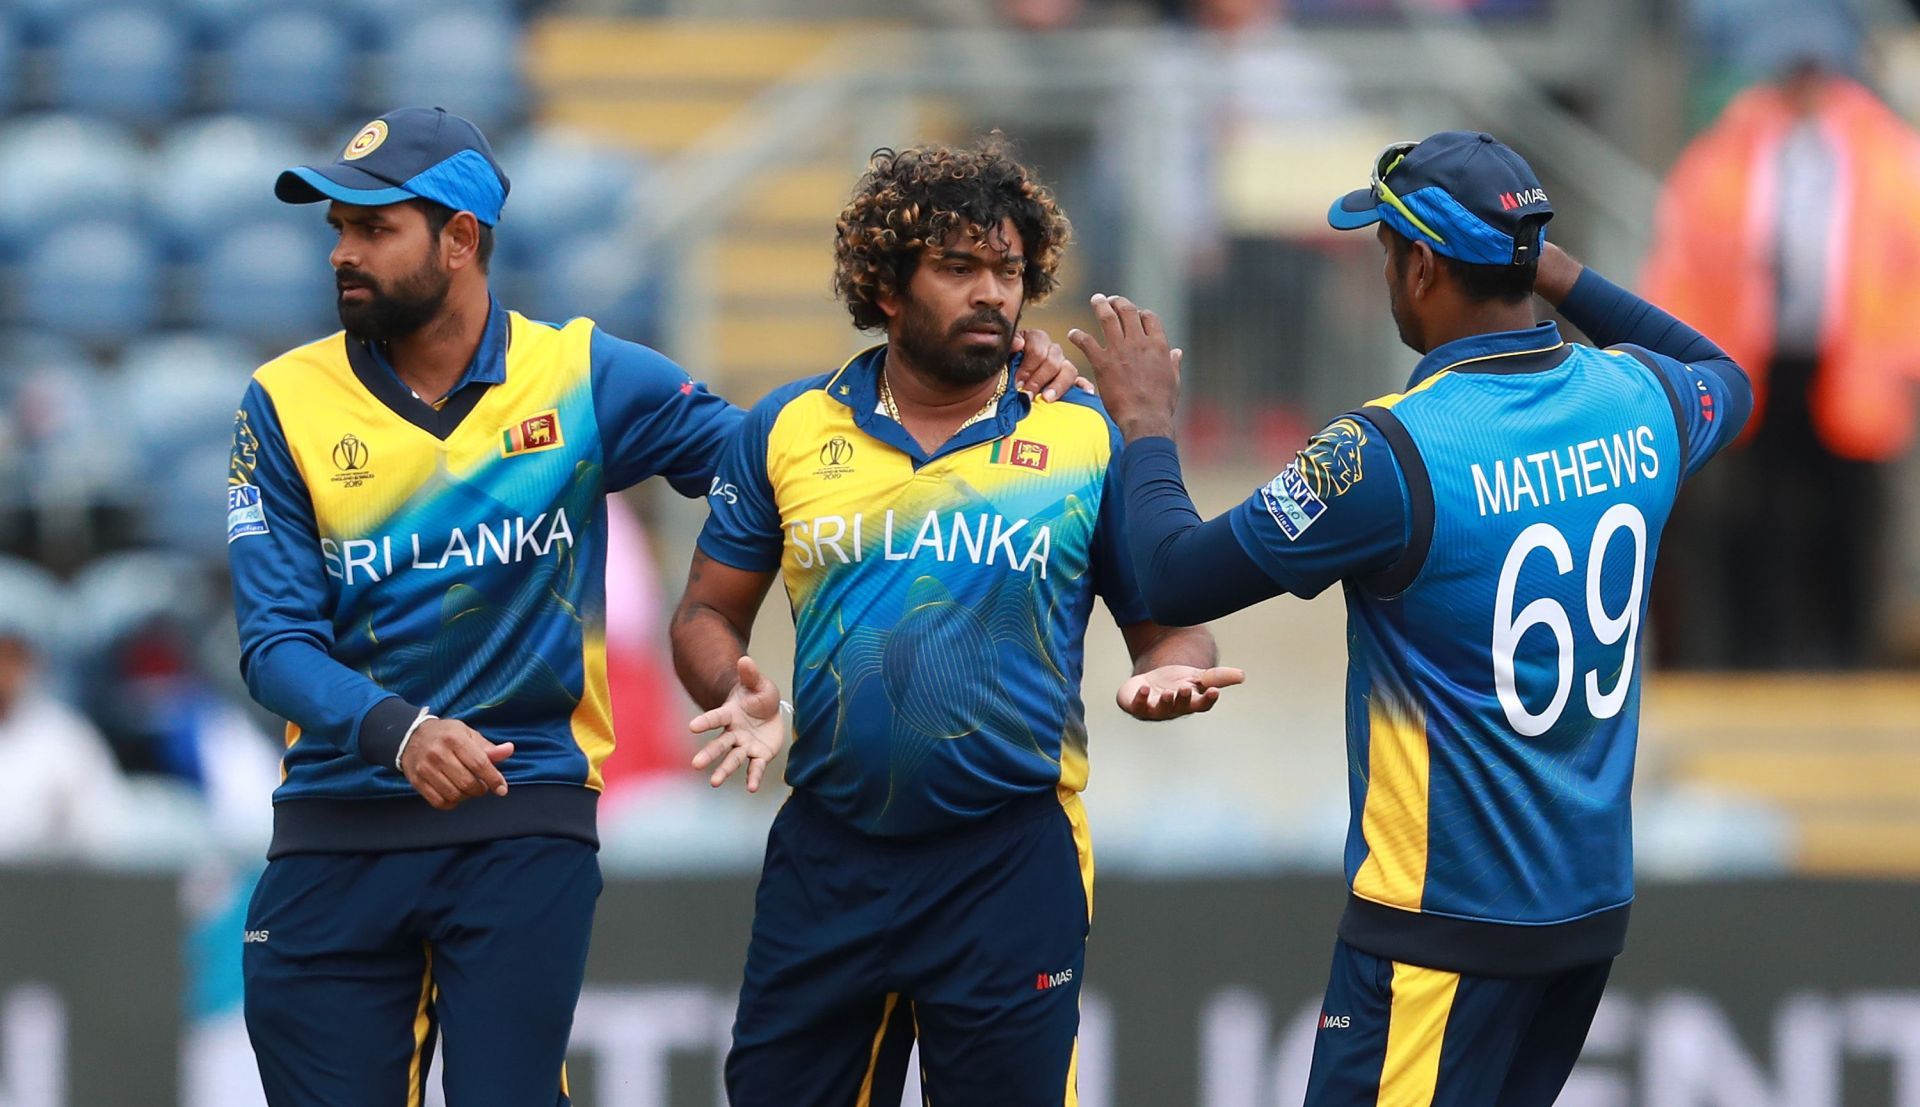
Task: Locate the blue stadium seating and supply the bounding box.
[494,127,650,269]
[340,0,516,50]
[511,232,660,345]
[377,11,523,131]
[208,9,355,129]
[0,16,21,116]
[151,115,311,260]
[0,115,145,259]
[183,221,337,344]
[117,334,257,454]
[0,334,131,510]
[48,7,191,127]
[21,220,164,343]
[0,556,69,659]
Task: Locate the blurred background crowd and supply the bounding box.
[0,0,1912,866]
[2,0,1920,1100]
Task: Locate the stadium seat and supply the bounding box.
[0,335,132,513]
[493,127,650,269]
[20,219,164,344]
[151,115,311,259]
[116,334,257,454]
[0,556,69,663]
[207,9,355,130]
[513,232,660,344]
[0,16,21,116]
[342,0,515,50]
[376,11,523,132]
[0,115,145,259]
[47,7,191,127]
[183,221,336,345]
[10,0,111,49]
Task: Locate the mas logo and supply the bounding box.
[502,410,564,458]
[990,437,1050,473]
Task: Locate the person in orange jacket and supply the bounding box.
[1642,31,1920,668]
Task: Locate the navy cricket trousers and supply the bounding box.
[242,836,600,1107]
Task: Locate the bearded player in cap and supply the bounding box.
[224,108,1086,1107]
[1074,131,1753,1104]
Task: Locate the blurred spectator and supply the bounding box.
[1641,13,1920,668]
[0,560,132,860]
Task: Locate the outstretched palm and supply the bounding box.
[690,656,786,792]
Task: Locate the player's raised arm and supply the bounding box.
[1535,241,1754,477]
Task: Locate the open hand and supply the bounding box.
[690,656,787,792]
[1117,665,1246,721]
[1067,294,1183,441]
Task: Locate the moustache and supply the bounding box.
[950,310,1012,337]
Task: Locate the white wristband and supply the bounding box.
[394,707,436,771]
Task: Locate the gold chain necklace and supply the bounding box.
[880,367,1008,431]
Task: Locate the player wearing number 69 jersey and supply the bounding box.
[1075,132,1752,1107]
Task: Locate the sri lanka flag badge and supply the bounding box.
[991,437,1050,473]
[502,410,564,457]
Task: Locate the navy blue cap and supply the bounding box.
[275,107,510,226]
[1328,131,1552,266]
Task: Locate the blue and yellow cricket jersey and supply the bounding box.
[698,347,1151,836]
[227,299,739,857]
[1208,273,1751,974]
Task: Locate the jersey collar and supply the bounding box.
[361,295,510,391]
[827,343,1031,467]
[1407,320,1569,389]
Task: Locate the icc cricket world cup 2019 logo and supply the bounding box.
[815,435,855,480]
[330,433,372,489]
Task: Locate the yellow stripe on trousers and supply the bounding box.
[407,944,435,1107]
[1377,961,1459,1107]
[855,993,902,1107]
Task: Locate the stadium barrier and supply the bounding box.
[4,871,1917,1106]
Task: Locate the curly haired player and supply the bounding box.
[671,137,1243,1106]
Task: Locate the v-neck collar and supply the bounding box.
[827,344,1030,468]
[345,298,510,441]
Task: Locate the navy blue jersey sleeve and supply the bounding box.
[1558,267,1753,478]
[227,381,418,767]
[694,386,788,573]
[1092,419,1152,625]
[1116,437,1281,626]
[1226,416,1410,600]
[589,328,743,495]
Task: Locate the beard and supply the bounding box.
[336,253,451,342]
[891,294,1017,388]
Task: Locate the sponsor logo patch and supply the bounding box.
[1260,463,1326,541]
[227,483,268,542]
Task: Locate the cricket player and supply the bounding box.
[225,108,1086,1106]
[1074,132,1753,1105]
[671,139,1243,1106]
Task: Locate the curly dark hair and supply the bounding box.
[833,136,1072,331]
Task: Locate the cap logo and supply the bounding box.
[1499,188,1549,211]
[343,120,389,161]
